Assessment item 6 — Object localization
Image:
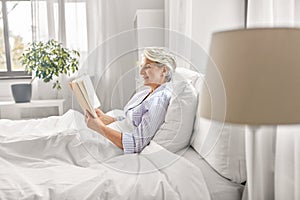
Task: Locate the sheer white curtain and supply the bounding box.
[83,0,136,112]
[165,0,244,72]
[164,0,193,69]
[32,0,136,112]
[32,0,88,61]
[31,0,88,111]
[247,1,300,199]
[248,0,300,27]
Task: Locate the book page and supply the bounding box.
[76,80,97,117]
[70,74,100,118]
[76,75,101,108]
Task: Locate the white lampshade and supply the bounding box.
[201,28,300,125]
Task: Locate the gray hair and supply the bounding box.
[142,47,176,82]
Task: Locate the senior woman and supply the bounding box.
[85,47,176,153]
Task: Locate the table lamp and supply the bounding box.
[200,28,300,200]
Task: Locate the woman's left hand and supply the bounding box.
[85,110,106,133]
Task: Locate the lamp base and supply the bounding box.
[245,125,276,200]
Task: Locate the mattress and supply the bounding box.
[177,147,244,200]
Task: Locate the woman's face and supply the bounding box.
[140,58,167,90]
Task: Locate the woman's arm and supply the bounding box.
[85,110,123,149]
[86,93,170,153]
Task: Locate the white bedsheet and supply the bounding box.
[0,110,211,200]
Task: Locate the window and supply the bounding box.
[0,0,88,79]
[0,0,32,79]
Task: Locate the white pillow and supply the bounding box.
[190,76,247,183]
[171,67,247,183]
[153,80,197,153]
[191,118,246,183]
[173,67,201,85]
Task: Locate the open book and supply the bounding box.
[69,74,101,118]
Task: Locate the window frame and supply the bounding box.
[0,0,32,80]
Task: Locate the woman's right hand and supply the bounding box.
[95,108,105,117]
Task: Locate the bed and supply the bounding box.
[177,147,244,200]
[0,68,245,199]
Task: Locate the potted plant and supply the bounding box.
[11,39,80,103]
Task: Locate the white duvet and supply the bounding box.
[0,110,210,200]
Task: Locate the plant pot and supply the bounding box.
[11,83,32,103]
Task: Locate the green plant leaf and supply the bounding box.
[19,39,80,90]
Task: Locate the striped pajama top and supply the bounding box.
[119,83,171,154]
